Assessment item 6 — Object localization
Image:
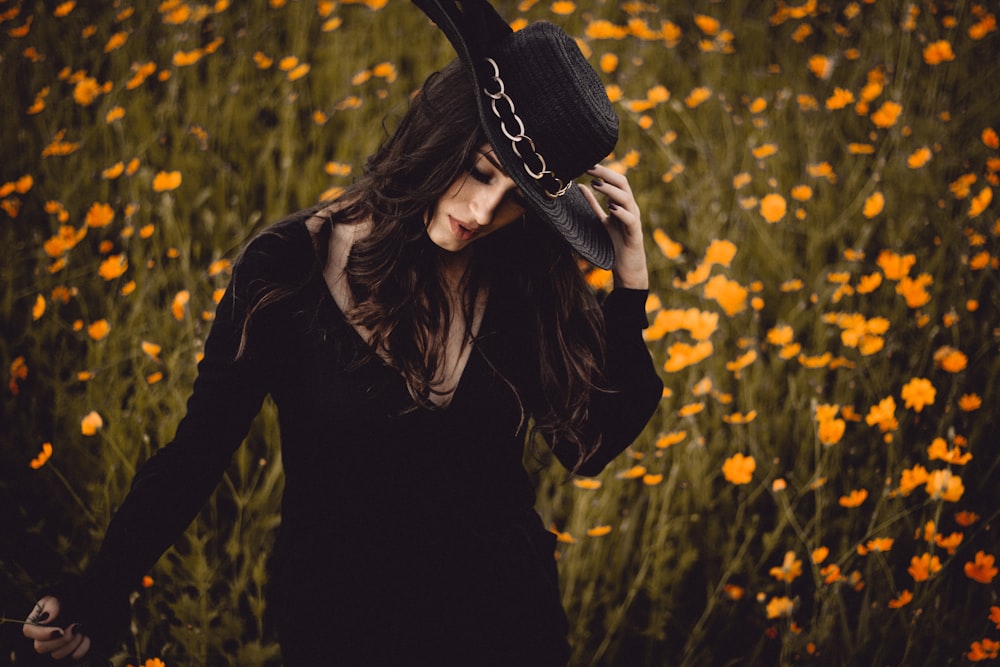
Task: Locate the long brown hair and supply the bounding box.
[243,59,607,469]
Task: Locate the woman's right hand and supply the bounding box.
[23,596,92,661]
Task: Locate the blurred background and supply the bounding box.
[2,0,998,664]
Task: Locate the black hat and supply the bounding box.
[412,0,619,269]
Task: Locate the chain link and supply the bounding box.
[482,58,572,199]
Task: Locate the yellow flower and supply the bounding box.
[900,377,935,412]
[769,551,803,582]
[81,411,103,435]
[722,453,755,485]
[152,170,182,192]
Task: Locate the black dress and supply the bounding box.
[49,209,663,666]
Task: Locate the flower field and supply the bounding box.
[2,0,998,665]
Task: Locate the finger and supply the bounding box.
[72,634,92,660]
[578,183,608,221]
[587,165,634,196]
[25,596,60,630]
[51,627,85,661]
[588,172,638,218]
[30,626,67,651]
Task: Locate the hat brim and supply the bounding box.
[412,0,615,269]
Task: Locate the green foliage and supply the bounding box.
[2,0,998,665]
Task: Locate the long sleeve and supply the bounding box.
[37,228,299,655]
[553,288,662,476]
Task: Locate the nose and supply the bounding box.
[470,185,508,227]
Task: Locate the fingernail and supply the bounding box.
[36,611,50,623]
[591,179,603,188]
[70,623,83,636]
[608,202,618,211]
[49,629,63,640]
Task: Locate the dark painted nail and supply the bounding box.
[36,611,50,623]
[608,202,619,211]
[49,629,63,640]
[70,623,82,636]
[591,179,603,187]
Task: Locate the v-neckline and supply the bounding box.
[313,269,489,412]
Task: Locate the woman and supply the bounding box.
[23,1,662,664]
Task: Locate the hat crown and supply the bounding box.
[486,23,618,183]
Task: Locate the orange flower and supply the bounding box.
[908,552,942,582]
[769,551,803,582]
[722,453,755,485]
[865,396,897,432]
[958,393,982,411]
[862,191,884,218]
[81,411,103,435]
[72,76,102,106]
[98,254,128,281]
[955,511,980,527]
[29,442,53,469]
[152,170,182,192]
[934,345,968,372]
[838,489,868,507]
[969,187,992,218]
[765,596,794,619]
[984,127,1000,149]
[704,275,747,316]
[85,202,115,228]
[870,101,902,128]
[551,1,575,15]
[587,525,612,537]
[888,590,912,608]
[572,478,601,490]
[927,437,972,465]
[172,290,190,321]
[922,40,955,65]
[807,54,832,79]
[684,87,712,108]
[968,638,1000,662]
[759,193,787,223]
[655,431,687,449]
[964,551,997,584]
[652,229,682,259]
[663,341,713,372]
[896,274,933,308]
[825,87,855,110]
[818,418,845,445]
[617,465,647,480]
[678,402,705,417]
[900,377,935,412]
[925,469,964,502]
[87,319,110,341]
[906,146,932,169]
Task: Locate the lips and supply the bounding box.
[449,215,477,242]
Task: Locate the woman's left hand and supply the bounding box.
[581,165,649,290]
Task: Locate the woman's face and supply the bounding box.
[425,145,528,253]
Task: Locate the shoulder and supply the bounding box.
[236,206,322,285]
